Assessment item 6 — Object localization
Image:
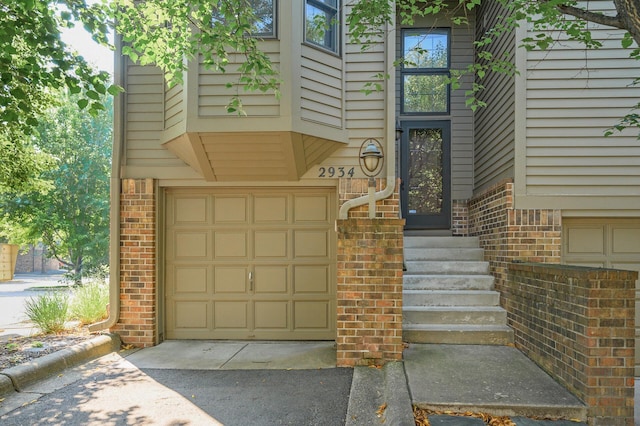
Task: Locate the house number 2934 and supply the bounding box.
[318,167,355,178]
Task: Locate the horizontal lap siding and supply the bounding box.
[301,46,343,128]
[474,0,516,192]
[450,21,476,200]
[523,3,640,200]
[164,83,184,131]
[125,65,184,168]
[199,42,281,117]
[341,39,386,170]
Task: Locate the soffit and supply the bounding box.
[162,131,344,181]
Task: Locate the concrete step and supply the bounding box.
[404,236,479,249]
[404,261,490,275]
[404,247,484,261]
[403,274,495,291]
[403,290,501,307]
[403,324,514,345]
[403,306,508,325]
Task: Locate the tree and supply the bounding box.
[0,0,118,192]
[0,92,112,284]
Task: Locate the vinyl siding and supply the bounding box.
[164,83,184,132]
[198,41,281,117]
[300,45,343,128]
[396,13,476,200]
[328,37,386,173]
[125,64,184,169]
[518,2,640,209]
[473,0,516,192]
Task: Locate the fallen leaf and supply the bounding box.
[376,402,387,417]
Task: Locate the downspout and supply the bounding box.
[89,35,124,332]
[339,15,397,220]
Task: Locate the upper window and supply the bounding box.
[401,29,451,114]
[304,0,340,54]
[213,0,277,38]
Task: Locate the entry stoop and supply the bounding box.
[403,236,514,345]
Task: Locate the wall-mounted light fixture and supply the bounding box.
[359,138,384,218]
[395,120,403,142]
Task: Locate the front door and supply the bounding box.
[400,121,451,229]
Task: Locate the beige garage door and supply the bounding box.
[563,218,640,374]
[165,188,336,340]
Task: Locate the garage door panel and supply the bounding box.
[254,195,288,223]
[215,196,248,223]
[166,188,336,340]
[294,195,330,222]
[254,266,288,293]
[566,227,605,255]
[294,230,329,257]
[214,231,248,258]
[294,266,329,293]
[172,196,209,224]
[254,302,289,329]
[214,266,249,293]
[174,231,210,259]
[255,231,288,258]
[611,228,640,254]
[174,301,210,329]
[214,301,249,329]
[294,301,330,329]
[174,266,210,293]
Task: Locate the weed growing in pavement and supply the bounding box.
[5,342,18,352]
[31,341,44,348]
[24,290,70,334]
[69,279,109,324]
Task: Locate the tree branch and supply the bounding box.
[554,2,625,30]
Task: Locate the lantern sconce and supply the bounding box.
[358,138,384,218]
[359,138,384,180]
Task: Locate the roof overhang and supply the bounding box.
[162,131,345,181]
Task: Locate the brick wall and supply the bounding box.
[508,263,636,426]
[112,178,157,347]
[339,178,400,218]
[14,245,60,274]
[452,200,469,236]
[336,218,405,366]
[468,179,561,295]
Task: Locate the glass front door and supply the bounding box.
[400,121,451,229]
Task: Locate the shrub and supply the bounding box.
[24,291,70,334]
[69,278,109,324]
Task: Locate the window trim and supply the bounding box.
[400,28,451,116]
[212,0,278,39]
[303,0,341,55]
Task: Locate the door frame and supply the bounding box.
[400,120,451,230]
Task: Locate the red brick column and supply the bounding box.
[509,263,636,425]
[335,218,405,366]
[112,178,157,347]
